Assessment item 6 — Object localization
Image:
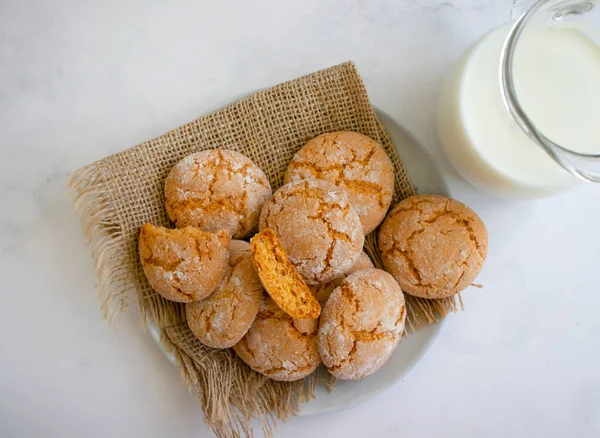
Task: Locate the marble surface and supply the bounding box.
[1,1,599,437]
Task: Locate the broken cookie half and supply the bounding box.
[138,224,230,303]
[250,228,321,319]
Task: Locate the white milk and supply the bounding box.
[438,24,600,198]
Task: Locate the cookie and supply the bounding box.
[165,150,272,238]
[186,240,264,349]
[259,179,364,285]
[284,131,394,234]
[378,194,488,299]
[138,224,230,303]
[233,298,321,381]
[317,268,406,380]
[310,251,375,305]
[250,228,320,319]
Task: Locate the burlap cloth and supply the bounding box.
[70,62,461,438]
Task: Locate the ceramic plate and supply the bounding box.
[147,105,450,416]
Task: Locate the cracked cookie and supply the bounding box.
[318,268,406,380]
[250,228,320,319]
[259,179,364,285]
[284,131,394,234]
[233,297,321,381]
[378,194,488,299]
[310,251,375,305]
[186,240,264,348]
[138,224,230,303]
[165,150,272,239]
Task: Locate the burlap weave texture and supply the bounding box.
[70,62,459,437]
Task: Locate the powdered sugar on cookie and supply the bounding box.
[284,132,395,234]
[165,150,272,238]
[378,194,488,298]
[233,298,320,381]
[317,268,406,380]
[310,251,375,305]
[259,179,364,285]
[186,240,264,349]
[138,224,230,303]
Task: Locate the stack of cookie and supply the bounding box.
[139,132,488,382]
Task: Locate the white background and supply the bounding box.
[1,1,599,437]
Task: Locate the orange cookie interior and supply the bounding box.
[250,228,321,319]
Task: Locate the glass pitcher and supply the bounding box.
[437,0,600,198]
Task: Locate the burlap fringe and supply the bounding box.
[69,164,134,324]
[70,163,188,328]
